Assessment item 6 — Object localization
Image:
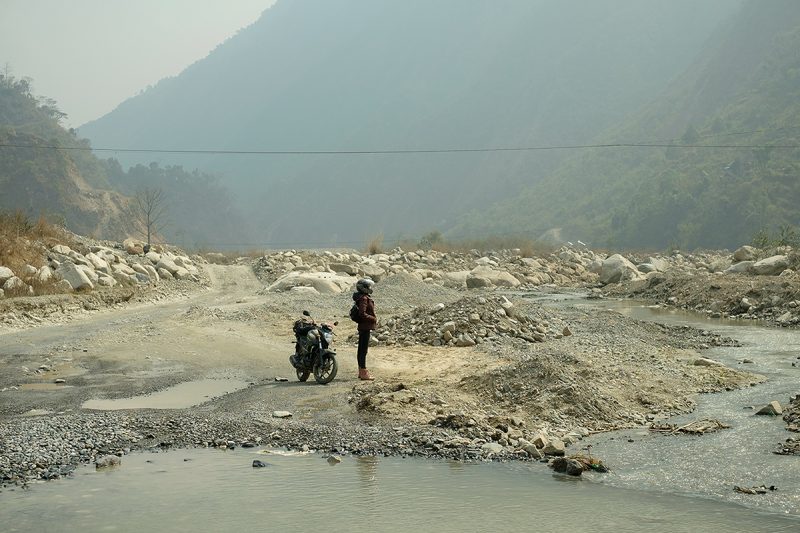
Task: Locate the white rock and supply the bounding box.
[0,266,14,284]
[725,261,754,274]
[599,254,642,284]
[36,266,54,283]
[3,276,28,293]
[156,258,180,275]
[76,265,99,283]
[52,244,72,255]
[751,255,789,276]
[733,245,758,262]
[269,272,353,294]
[85,252,110,273]
[56,262,94,291]
[693,357,724,367]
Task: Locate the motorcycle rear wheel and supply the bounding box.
[296,367,310,382]
[313,356,338,384]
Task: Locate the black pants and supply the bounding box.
[357,330,370,369]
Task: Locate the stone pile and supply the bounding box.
[365,295,571,348]
[252,246,602,295]
[0,239,204,298]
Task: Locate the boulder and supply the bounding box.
[76,265,99,283]
[0,266,15,285]
[156,258,180,275]
[56,262,94,291]
[359,264,386,282]
[329,263,359,275]
[481,442,505,455]
[733,245,758,263]
[637,263,658,274]
[36,266,54,283]
[96,274,117,287]
[95,455,121,469]
[269,272,353,294]
[85,252,110,273]
[52,244,72,255]
[542,439,566,456]
[443,271,469,287]
[157,268,173,280]
[708,258,732,273]
[756,401,783,416]
[750,255,789,276]
[143,264,159,283]
[22,264,38,278]
[3,276,29,294]
[693,357,724,367]
[725,261,754,274]
[123,238,144,255]
[467,267,520,288]
[599,254,642,284]
[646,256,670,272]
[145,251,162,264]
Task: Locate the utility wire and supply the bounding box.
[0,141,798,155]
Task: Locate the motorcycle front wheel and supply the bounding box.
[296,367,310,382]
[313,356,338,384]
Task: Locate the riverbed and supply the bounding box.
[1,447,798,533]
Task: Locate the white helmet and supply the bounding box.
[356,278,375,295]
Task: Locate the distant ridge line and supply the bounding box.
[1,141,798,156]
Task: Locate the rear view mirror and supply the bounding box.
[333,321,339,326]
[302,310,310,316]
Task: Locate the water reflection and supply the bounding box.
[2,449,799,532]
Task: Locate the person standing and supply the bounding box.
[353,278,376,380]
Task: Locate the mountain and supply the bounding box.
[0,74,130,238]
[80,0,741,248]
[0,74,252,247]
[457,0,800,250]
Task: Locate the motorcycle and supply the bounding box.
[289,310,339,384]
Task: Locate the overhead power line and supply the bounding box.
[0,141,798,155]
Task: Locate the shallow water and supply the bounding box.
[81,378,250,410]
[566,299,800,515]
[1,448,798,533]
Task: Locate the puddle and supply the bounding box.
[2,449,799,532]
[81,379,250,410]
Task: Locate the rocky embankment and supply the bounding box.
[0,236,207,329]
[603,245,800,327]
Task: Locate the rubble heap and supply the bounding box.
[365,295,572,348]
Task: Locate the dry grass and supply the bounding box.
[0,210,74,296]
[366,234,384,255]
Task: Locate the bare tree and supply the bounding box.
[133,187,167,247]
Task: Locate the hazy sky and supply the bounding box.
[0,0,277,126]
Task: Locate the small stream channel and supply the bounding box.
[2,295,800,530]
[537,294,800,516]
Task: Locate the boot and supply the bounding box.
[358,368,374,381]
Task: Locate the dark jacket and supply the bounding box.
[353,292,377,332]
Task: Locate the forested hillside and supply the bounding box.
[0,74,251,247]
[458,0,800,250]
[0,73,129,238]
[80,0,740,247]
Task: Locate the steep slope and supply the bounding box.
[80,0,740,247]
[0,75,130,238]
[460,0,800,250]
